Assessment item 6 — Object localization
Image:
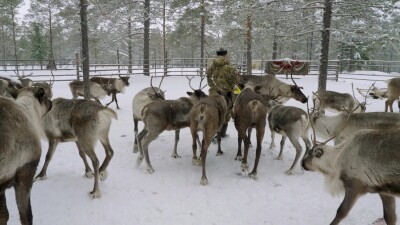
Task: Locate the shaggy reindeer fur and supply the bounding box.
[136,90,207,174]
[69,80,111,104]
[189,91,232,185]
[313,90,365,113]
[0,88,51,225]
[233,84,267,179]
[302,129,400,225]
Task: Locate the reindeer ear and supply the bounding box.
[254,85,263,93]
[238,83,245,90]
[187,91,193,96]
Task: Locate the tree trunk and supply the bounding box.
[200,0,205,76]
[246,15,252,75]
[80,0,90,100]
[128,17,133,74]
[11,9,19,75]
[163,1,167,76]
[46,7,57,70]
[143,0,150,76]
[318,0,333,91]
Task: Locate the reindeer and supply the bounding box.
[0,76,22,98]
[132,76,165,153]
[267,100,311,175]
[232,82,267,179]
[0,87,52,225]
[302,128,400,225]
[385,77,400,112]
[15,71,33,87]
[309,111,400,145]
[69,80,111,104]
[238,74,308,104]
[35,98,117,198]
[312,87,368,113]
[136,77,207,173]
[89,75,130,109]
[189,91,233,185]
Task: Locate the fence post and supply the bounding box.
[335,55,341,82]
[117,49,120,74]
[75,52,80,80]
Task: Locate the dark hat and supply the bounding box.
[216,48,228,56]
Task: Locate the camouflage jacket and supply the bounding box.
[206,56,239,95]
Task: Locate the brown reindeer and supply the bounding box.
[136,89,207,173]
[302,129,400,225]
[189,91,233,185]
[36,98,117,198]
[90,75,130,109]
[233,82,267,179]
[132,76,165,153]
[0,87,52,225]
[385,78,400,112]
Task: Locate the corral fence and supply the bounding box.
[1,55,399,83]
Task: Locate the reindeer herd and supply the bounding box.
[1,72,400,225]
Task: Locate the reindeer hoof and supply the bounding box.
[249,173,258,180]
[275,156,283,160]
[285,170,294,175]
[235,156,242,161]
[133,145,138,153]
[371,218,386,225]
[100,170,108,181]
[192,159,201,166]
[147,168,155,174]
[84,171,94,178]
[89,190,101,199]
[136,156,144,167]
[216,150,224,156]
[200,178,208,185]
[171,153,181,158]
[34,175,47,181]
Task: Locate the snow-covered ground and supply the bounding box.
[3,71,400,225]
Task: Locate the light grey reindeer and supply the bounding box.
[136,76,207,173]
[189,91,233,185]
[90,75,130,109]
[238,74,308,104]
[0,87,52,225]
[232,82,268,179]
[309,111,400,145]
[32,71,55,99]
[132,76,165,153]
[267,100,311,175]
[302,128,400,225]
[36,98,117,198]
[69,80,111,104]
[312,87,368,113]
[385,77,400,112]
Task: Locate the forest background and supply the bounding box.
[0,0,399,74]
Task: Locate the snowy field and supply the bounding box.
[3,71,400,225]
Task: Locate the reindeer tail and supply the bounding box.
[248,100,261,123]
[103,107,118,120]
[197,103,208,122]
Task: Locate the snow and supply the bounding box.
[4,71,400,225]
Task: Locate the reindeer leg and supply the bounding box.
[235,135,243,161]
[285,136,302,175]
[237,129,249,175]
[200,134,212,185]
[330,187,360,225]
[14,162,37,225]
[99,136,114,181]
[249,127,265,179]
[141,130,160,174]
[76,142,94,178]
[35,138,59,180]
[0,192,9,225]
[133,118,139,153]
[136,129,148,167]
[84,146,101,198]
[276,136,286,160]
[270,131,276,149]
[247,127,253,147]
[171,129,181,158]
[106,91,118,109]
[190,124,199,165]
[379,194,396,225]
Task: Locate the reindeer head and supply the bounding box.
[289,85,308,103]
[119,75,130,86]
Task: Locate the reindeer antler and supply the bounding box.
[197,70,207,90]
[185,75,196,91]
[49,70,55,86]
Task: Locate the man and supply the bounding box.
[206,48,240,139]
